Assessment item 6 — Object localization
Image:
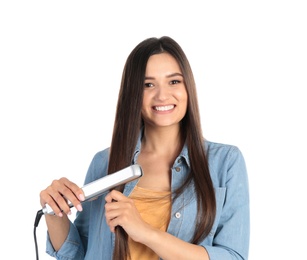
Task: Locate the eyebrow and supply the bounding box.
[145,73,183,80]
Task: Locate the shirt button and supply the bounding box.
[177,159,182,163]
[175,167,180,172]
[175,212,181,218]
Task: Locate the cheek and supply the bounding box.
[176,89,188,103]
[141,98,149,118]
[177,90,188,113]
[142,92,152,109]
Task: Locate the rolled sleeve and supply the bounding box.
[46,221,85,260]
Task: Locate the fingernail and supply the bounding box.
[76,204,83,211]
[79,194,85,201]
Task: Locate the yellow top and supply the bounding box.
[128,186,171,260]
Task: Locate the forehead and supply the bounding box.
[145,53,181,75]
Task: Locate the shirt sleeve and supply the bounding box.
[203,146,250,260]
[45,150,109,260]
[46,221,85,260]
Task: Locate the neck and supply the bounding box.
[142,124,183,156]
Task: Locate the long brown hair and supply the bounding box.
[108,36,216,259]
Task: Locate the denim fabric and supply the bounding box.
[46,134,250,260]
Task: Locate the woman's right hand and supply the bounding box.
[39,177,85,217]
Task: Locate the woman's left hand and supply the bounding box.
[105,189,152,243]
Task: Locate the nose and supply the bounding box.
[155,86,170,101]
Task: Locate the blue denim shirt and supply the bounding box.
[46,135,250,260]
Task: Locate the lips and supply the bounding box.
[153,105,175,111]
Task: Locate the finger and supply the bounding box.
[54,178,84,212]
[105,202,122,218]
[104,204,123,233]
[105,190,125,203]
[57,177,85,201]
[104,199,134,230]
[40,178,84,216]
[108,217,121,233]
[40,189,67,217]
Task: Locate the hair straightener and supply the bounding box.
[34,164,143,260]
[42,164,143,215]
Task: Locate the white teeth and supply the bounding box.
[154,105,174,111]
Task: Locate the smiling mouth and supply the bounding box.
[153,105,175,111]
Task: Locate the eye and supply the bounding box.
[144,82,154,88]
[170,80,181,85]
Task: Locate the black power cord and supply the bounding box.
[34,209,44,260]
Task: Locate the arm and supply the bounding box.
[140,228,209,260]
[44,214,70,251]
[40,150,110,259]
[105,190,209,260]
[204,146,250,259]
[39,177,85,251]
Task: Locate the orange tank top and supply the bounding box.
[128,186,171,260]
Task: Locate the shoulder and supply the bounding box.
[205,140,243,160]
[204,140,248,186]
[84,147,110,184]
[91,147,110,163]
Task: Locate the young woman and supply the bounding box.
[40,36,250,260]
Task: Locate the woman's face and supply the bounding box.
[141,53,188,129]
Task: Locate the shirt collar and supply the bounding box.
[132,128,191,168]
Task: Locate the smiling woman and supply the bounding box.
[142,53,188,129]
[39,36,250,260]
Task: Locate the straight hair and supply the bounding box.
[107,36,216,259]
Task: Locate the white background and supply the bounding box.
[1,1,306,259]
